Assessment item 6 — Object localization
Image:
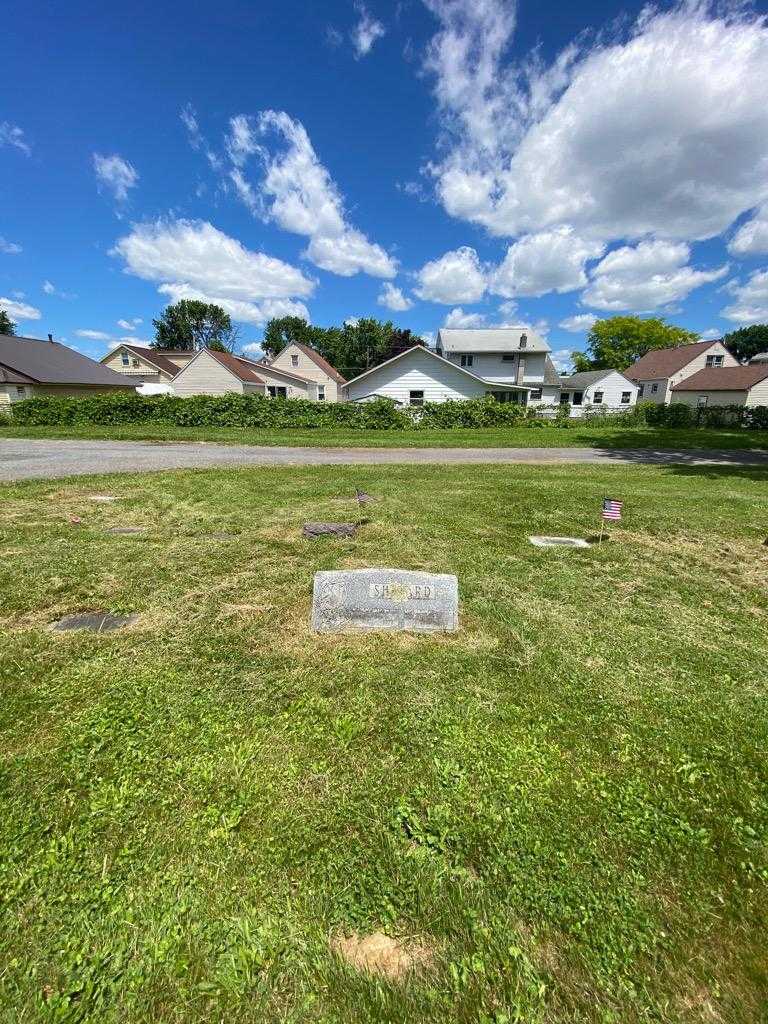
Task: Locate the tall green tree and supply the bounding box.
[260,316,424,377]
[0,309,17,336]
[722,324,768,363]
[571,316,699,372]
[152,300,238,352]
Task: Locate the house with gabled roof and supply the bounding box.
[265,341,346,402]
[558,369,638,415]
[343,328,562,407]
[0,333,131,407]
[671,364,768,408]
[626,340,739,404]
[100,343,196,382]
[170,347,317,399]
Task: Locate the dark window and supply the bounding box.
[291,354,299,367]
[501,353,516,362]
[131,358,140,367]
[487,390,525,405]
[593,390,604,404]
[572,391,583,406]
[638,384,644,397]
[651,383,658,393]
[529,388,543,401]
[121,352,130,366]
[621,391,631,404]
[559,392,569,405]
[460,353,473,367]
[519,333,527,349]
[317,384,325,401]
[697,395,708,408]
[705,354,724,367]
[267,385,287,398]
[409,390,424,406]
[16,386,25,396]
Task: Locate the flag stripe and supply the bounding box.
[602,498,623,521]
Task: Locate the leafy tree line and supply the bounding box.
[571,316,768,372]
[0,310,17,336]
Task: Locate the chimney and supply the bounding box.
[48,333,54,342]
[516,355,526,384]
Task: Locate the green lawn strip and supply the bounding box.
[1,464,767,1022]
[3,421,768,450]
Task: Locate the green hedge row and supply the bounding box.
[4,392,768,430]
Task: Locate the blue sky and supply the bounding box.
[3,0,768,370]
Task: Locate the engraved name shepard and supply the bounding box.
[312,568,458,633]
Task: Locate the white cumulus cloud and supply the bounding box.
[93,153,139,203]
[443,307,486,328]
[0,297,41,321]
[111,219,314,301]
[116,317,143,330]
[0,122,31,156]
[729,206,768,256]
[490,227,604,298]
[415,246,486,303]
[423,3,768,244]
[721,269,768,324]
[157,283,310,327]
[583,240,728,312]
[222,110,396,278]
[352,4,386,58]
[76,329,112,341]
[558,313,597,333]
[377,282,414,311]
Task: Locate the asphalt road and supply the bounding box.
[1,438,768,481]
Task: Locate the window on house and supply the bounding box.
[559,392,569,405]
[638,384,644,397]
[16,386,25,396]
[529,388,543,401]
[571,391,583,406]
[267,385,287,398]
[705,354,724,367]
[409,390,424,406]
[593,390,604,404]
[131,358,140,367]
[317,384,326,401]
[519,333,528,349]
[621,391,631,404]
[501,353,516,362]
[697,395,708,408]
[460,353,473,367]
[291,354,299,367]
[651,383,658,393]
[121,352,130,366]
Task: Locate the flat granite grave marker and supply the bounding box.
[303,522,358,539]
[52,612,138,632]
[312,568,458,633]
[529,536,591,548]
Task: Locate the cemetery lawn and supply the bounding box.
[4,421,768,450]
[1,462,767,1023]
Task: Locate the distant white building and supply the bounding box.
[343,328,562,407]
[557,369,638,415]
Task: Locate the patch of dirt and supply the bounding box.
[330,930,433,980]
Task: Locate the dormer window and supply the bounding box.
[291,354,299,367]
[121,351,130,366]
[460,353,473,367]
[519,333,528,349]
[705,354,723,368]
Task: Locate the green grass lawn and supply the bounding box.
[3,420,768,450]
[1,463,767,1022]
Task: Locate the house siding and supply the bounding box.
[672,390,748,408]
[564,372,638,416]
[172,350,248,396]
[255,364,310,399]
[445,351,547,384]
[345,349,490,404]
[102,348,173,382]
[634,342,738,404]
[270,344,340,401]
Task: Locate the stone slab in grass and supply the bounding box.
[52,612,138,632]
[104,527,147,535]
[529,536,591,548]
[88,495,120,503]
[312,567,458,633]
[303,522,358,539]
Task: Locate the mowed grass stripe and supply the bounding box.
[0,464,767,1022]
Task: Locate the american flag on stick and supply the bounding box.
[602,498,623,521]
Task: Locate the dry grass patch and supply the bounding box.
[330,930,434,980]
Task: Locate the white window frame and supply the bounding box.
[460,353,473,368]
[651,383,658,394]
[409,390,424,407]
[121,352,130,366]
[592,390,604,405]
[291,354,299,367]
[697,395,709,408]
[705,354,724,368]
[620,391,632,404]
[317,384,325,402]
[529,388,543,401]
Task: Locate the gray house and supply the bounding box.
[0,334,131,408]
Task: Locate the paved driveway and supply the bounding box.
[2,438,768,481]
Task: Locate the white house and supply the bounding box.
[626,340,738,403]
[343,328,562,407]
[557,369,638,415]
[171,348,314,398]
[265,342,346,402]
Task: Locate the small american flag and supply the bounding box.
[602,497,623,521]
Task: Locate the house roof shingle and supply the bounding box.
[626,341,721,381]
[0,334,131,387]
[558,369,636,390]
[672,365,768,391]
[437,327,550,354]
[207,349,266,384]
[113,344,188,377]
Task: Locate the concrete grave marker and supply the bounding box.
[88,495,120,503]
[52,612,138,632]
[312,568,458,633]
[529,536,591,548]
